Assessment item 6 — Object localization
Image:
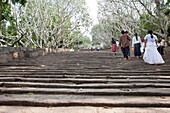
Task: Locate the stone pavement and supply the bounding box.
[0,106,170,113]
[0,50,170,112]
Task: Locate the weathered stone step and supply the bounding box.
[0,72,170,76]
[1,78,170,84]
[0,95,170,107]
[1,68,170,73]
[57,54,119,57]
[0,88,170,96]
[0,75,170,79]
[0,70,66,72]
[0,64,41,67]
[57,61,113,64]
[1,82,170,88]
[0,49,169,109]
[1,106,170,113]
[58,55,116,57]
[1,67,170,72]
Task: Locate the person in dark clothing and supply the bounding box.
[119,30,131,60]
[157,38,166,55]
[124,31,131,59]
[132,33,141,58]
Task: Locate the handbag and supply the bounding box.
[131,47,134,51]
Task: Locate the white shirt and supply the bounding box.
[132,36,141,47]
[160,39,165,46]
[116,41,119,47]
[144,34,157,47]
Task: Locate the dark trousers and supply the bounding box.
[128,46,130,56]
[157,46,164,55]
[122,46,129,59]
[134,43,141,56]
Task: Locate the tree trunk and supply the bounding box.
[19,40,25,47]
[11,34,25,47]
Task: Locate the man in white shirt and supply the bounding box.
[158,38,166,55]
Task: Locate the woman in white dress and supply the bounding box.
[143,30,165,64]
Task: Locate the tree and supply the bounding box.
[0,0,26,30]
[90,0,140,47]
[90,24,113,48]
[0,0,27,46]
[0,0,92,48]
[96,0,170,45]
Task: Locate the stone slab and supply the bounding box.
[2,82,170,88]
[0,95,170,107]
[1,106,170,113]
[0,87,170,96]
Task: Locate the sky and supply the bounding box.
[85,0,98,41]
[85,0,98,25]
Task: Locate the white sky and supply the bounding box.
[85,0,98,41]
[85,0,98,25]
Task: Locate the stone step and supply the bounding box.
[0,72,170,76]
[0,50,169,109]
[0,88,170,96]
[1,82,170,88]
[0,68,135,71]
[0,78,170,84]
[1,106,170,113]
[0,95,170,107]
[0,75,170,79]
[0,67,169,72]
[1,69,170,73]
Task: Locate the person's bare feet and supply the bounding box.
[128,56,131,60]
[155,63,163,65]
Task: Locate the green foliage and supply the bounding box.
[25,93,34,95]
[139,0,170,39]
[164,9,170,15]
[1,3,12,21]
[1,0,92,48]
[11,0,27,6]
[0,0,27,46]
[1,0,27,21]
[163,0,170,16]
[82,36,91,44]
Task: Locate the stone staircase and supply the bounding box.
[0,51,170,108]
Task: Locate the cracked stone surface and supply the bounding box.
[0,49,170,112]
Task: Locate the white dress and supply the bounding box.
[140,42,144,53]
[143,34,165,64]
